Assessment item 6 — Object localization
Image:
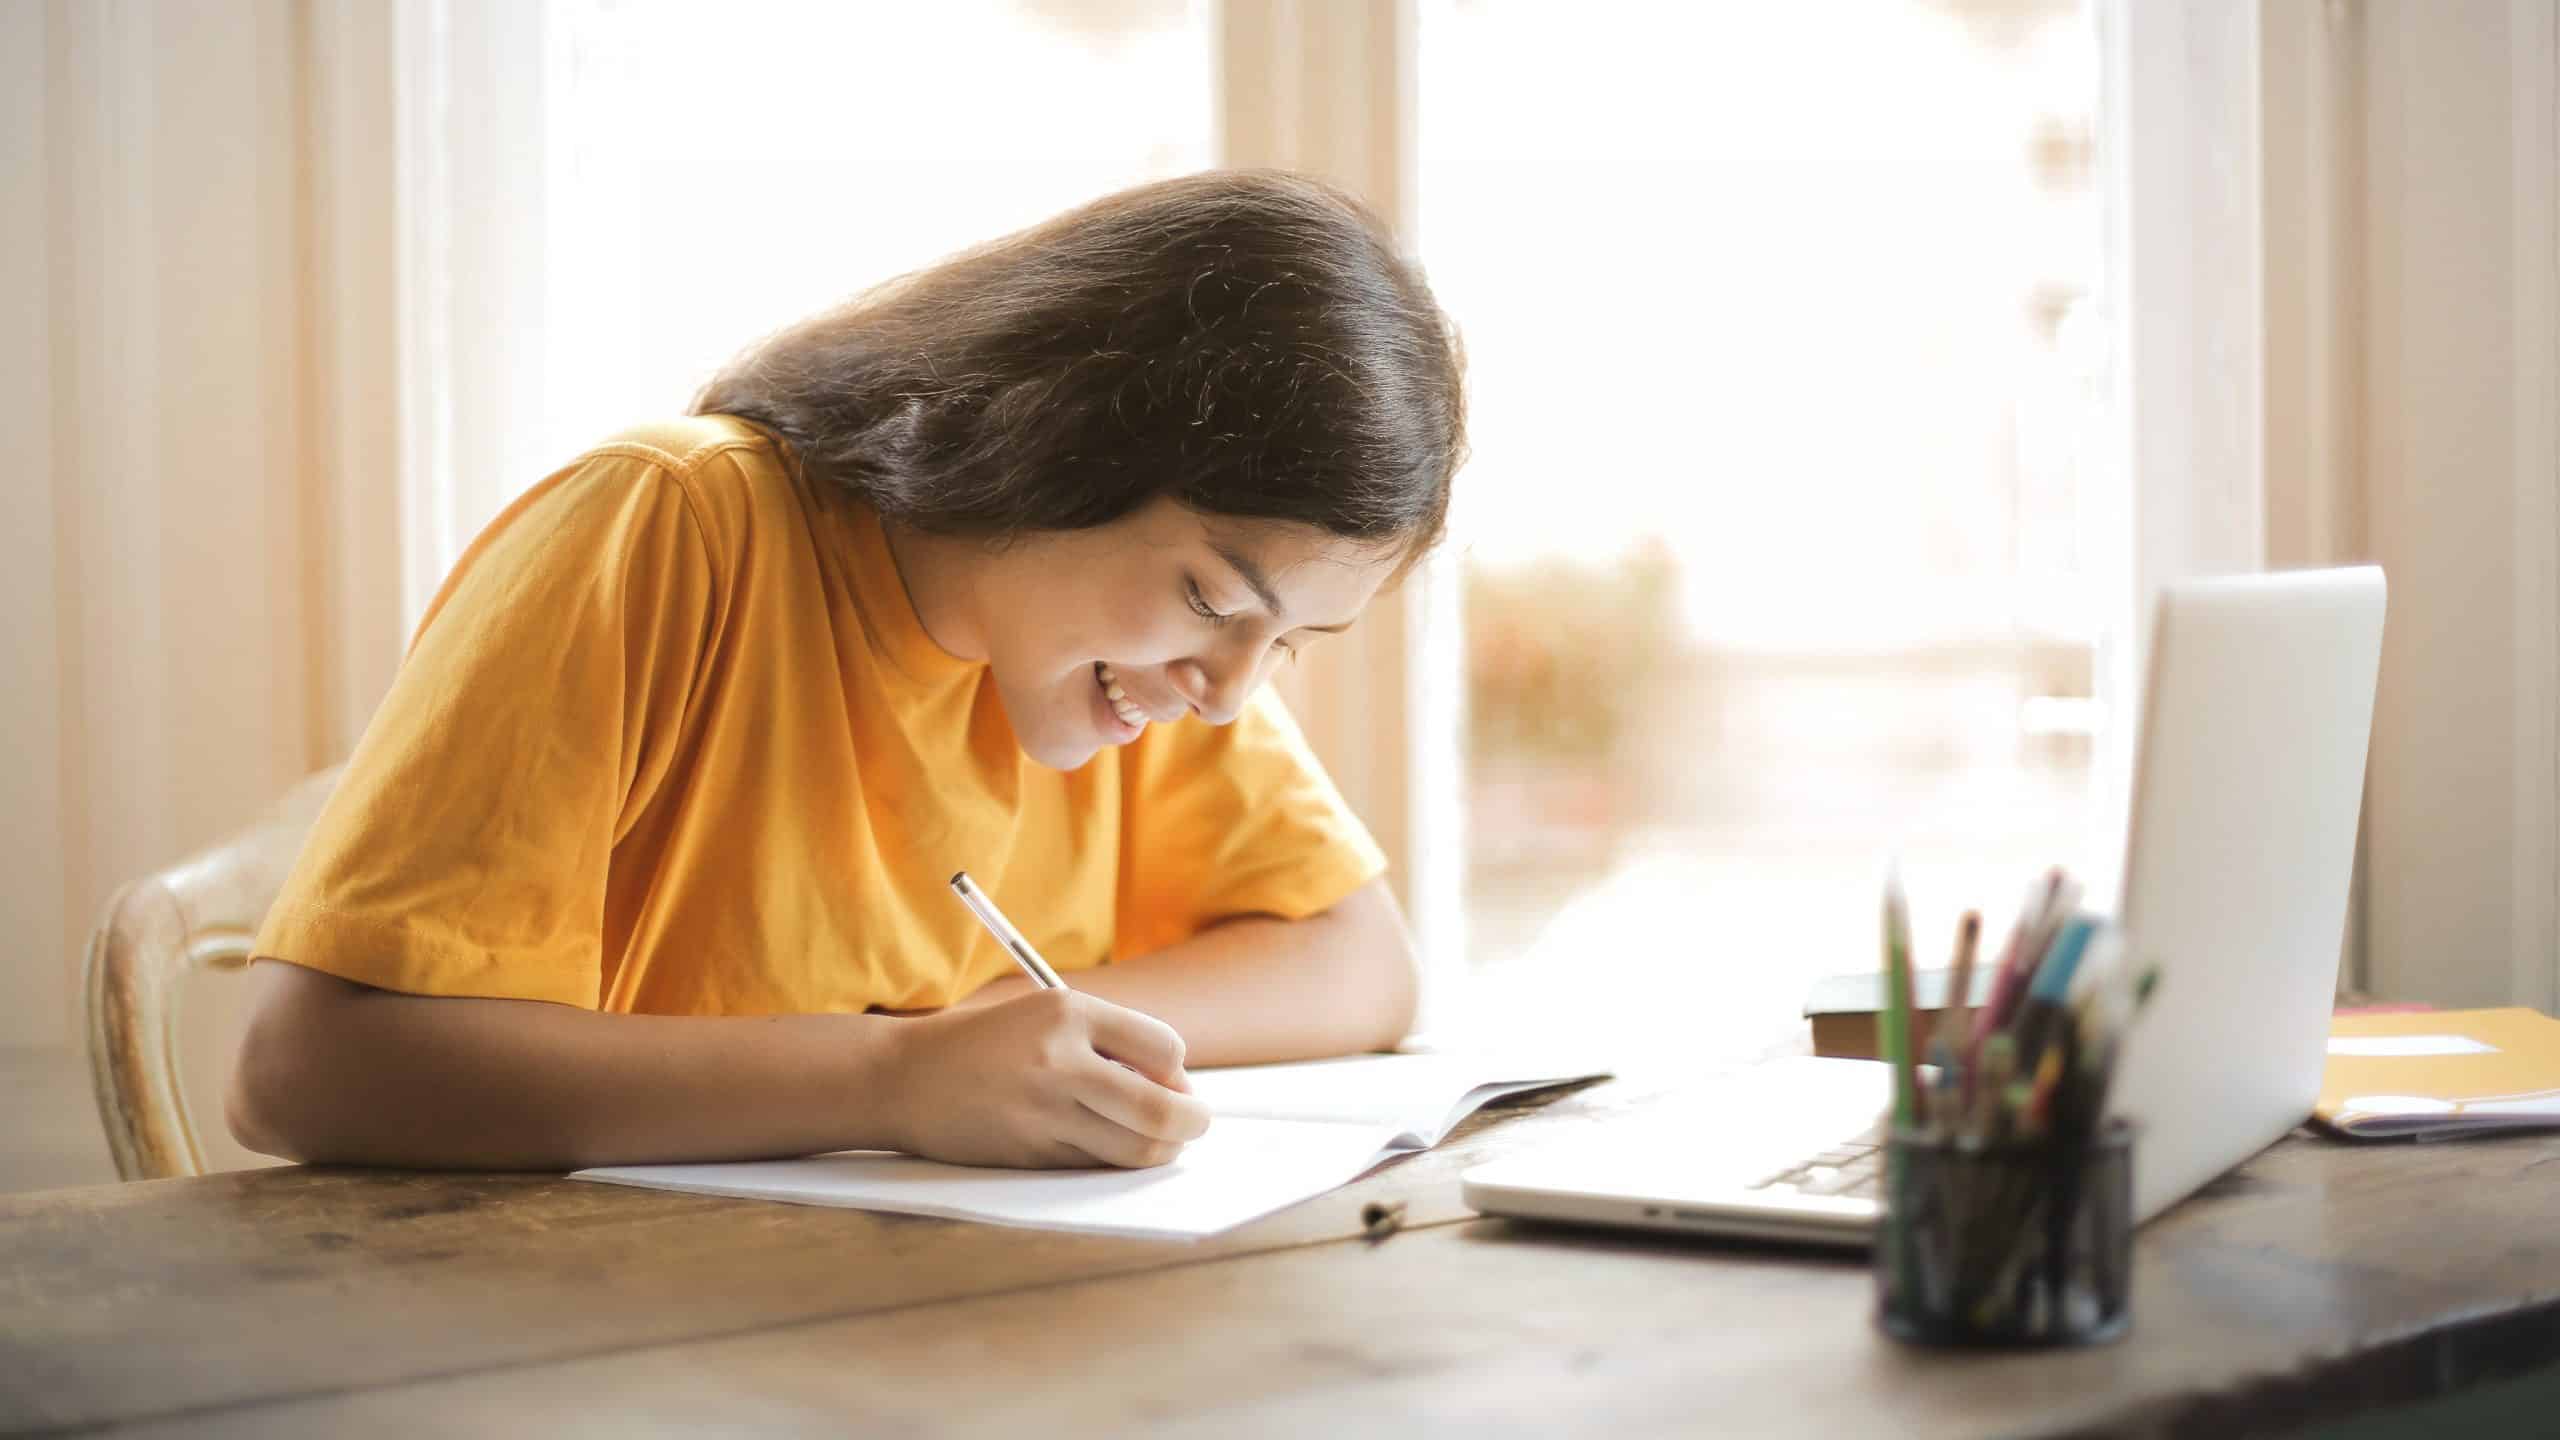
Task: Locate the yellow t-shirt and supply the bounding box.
[253,415,1385,1014]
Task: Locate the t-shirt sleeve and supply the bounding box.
[252,453,719,1006]
[1112,686,1389,960]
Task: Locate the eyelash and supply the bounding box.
[1188,581,1299,662]
[1185,581,1229,626]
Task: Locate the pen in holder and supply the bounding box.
[1871,865,2156,1347]
[1874,1117,2135,1347]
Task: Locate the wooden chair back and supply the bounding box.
[82,767,341,1180]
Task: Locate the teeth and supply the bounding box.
[1098,663,1146,729]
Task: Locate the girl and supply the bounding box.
[227,170,1467,1174]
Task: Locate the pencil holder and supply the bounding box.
[1873,1119,2135,1348]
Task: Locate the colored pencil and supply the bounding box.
[1883,867,1919,1131]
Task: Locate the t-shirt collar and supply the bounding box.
[841,501,980,686]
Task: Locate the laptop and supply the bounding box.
[1461,566,2388,1245]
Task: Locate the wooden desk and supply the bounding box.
[8,1073,2560,1438]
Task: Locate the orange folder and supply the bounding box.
[2314,1007,2560,1139]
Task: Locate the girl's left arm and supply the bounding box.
[952,878,1419,1068]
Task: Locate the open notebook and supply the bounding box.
[573,1052,1606,1241]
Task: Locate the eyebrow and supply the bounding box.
[1209,541,1354,635]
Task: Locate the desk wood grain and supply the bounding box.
[9,1075,2560,1438]
[0,1073,1640,1433]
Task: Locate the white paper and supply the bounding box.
[1182,1052,1584,1144]
[572,1052,1607,1240]
[2327,1034,2498,1057]
[2334,1087,2560,1136]
[578,1116,1407,1242]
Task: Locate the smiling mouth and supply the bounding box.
[1093,662,1148,735]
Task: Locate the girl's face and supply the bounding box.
[900,498,1398,771]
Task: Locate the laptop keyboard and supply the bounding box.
[1749,1121,1887,1200]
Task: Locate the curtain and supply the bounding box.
[3,0,407,1047]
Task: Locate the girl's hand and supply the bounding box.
[881,987,1209,1169]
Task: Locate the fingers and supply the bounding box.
[1075,1054,1214,1145]
[1078,996,1190,1091]
[944,990,1203,1168]
[1046,1138,1110,1170]
[1058,1101,1191,1170]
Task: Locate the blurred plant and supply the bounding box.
[1464,537,1682,767]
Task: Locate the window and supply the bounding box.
[427,1,2123,1048]
[535,0,1216,483]
[1417,0,2107,1054]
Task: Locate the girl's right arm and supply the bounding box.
[226,961,1210,1172]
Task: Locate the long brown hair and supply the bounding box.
[693,170,1465,560]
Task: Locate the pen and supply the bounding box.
[1970,870,2063,1058]
[2021,1045,2065,1138]
[949,870,1067,990]
[2007,914,2099,1072]
[1969,1034,2016,1139]
[2018,876,2085,983]
[1942,910,1984,1042]
[1882,867,1919,1132]
[1932,910,1983,1122]
[2074,965,2162,1134]
[1880,866,1923,1306]
[2026,914,2100,1005]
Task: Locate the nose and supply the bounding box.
[1168,652,1255,726]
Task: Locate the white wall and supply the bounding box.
[2360,0,2560,1010]
[2045,0,2555,1008]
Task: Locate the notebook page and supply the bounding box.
[573,1115,1408,1242]
[1425,1080,1597,1148]
[1184,1053,1603,1146]
[2329,1087,2560,1138]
